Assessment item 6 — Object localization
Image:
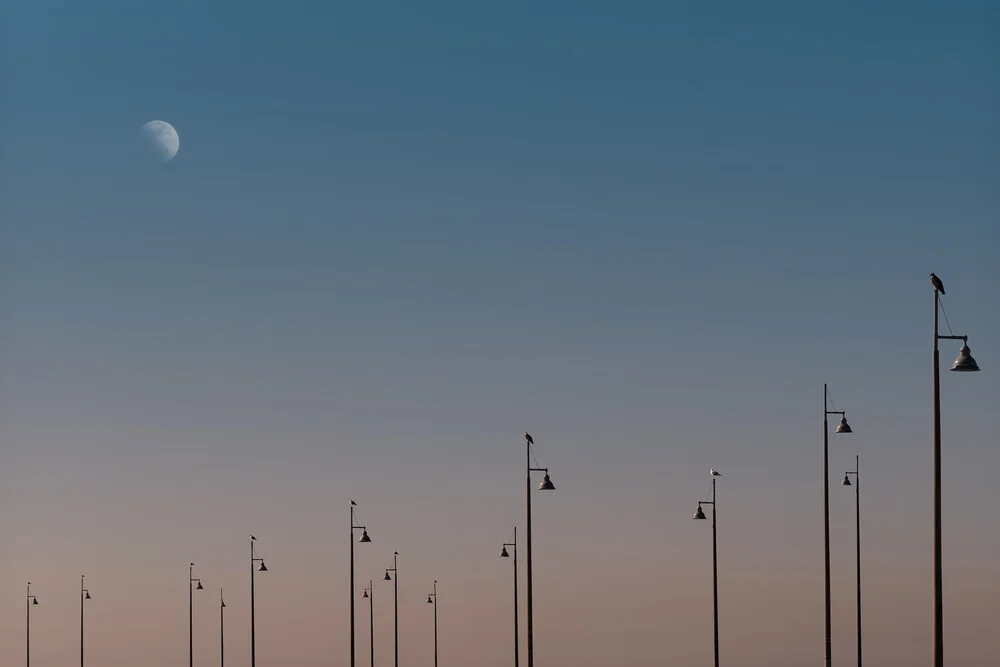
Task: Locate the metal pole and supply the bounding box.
[824,385,833,667]
[855,455,862,667]
[351,509,356,667]
[513,528,520,667]
[250,542,256,667]
[26,584,30,667]
[712,477,720,667]
[80,576,85,667]
[394,553,399,667]
[369,582,374,667]
[433,581,438,667]
[526,441,534,667]
[190,564,194,667]
[933,290,943,667]
[220,590,225,667]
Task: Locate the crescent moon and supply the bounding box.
[141,120,180,162]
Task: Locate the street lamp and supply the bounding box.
[692,472,721,667]
[426,580,438,667]
[190,563,204,667]
[930,273,981,667]
[384,551,399,667]
[523,431,555,667]
[350,501,373,667]
[823,385,852,667]
[842,456,862,667]
[80,575,92,667]
[499,527,519,667]
[219,589,226,667]
[362,581,374,667]
[249,535,268,667]
[26,582,39,667]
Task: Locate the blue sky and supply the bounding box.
[2,2,997,666]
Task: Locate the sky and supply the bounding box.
[1,1,997,665]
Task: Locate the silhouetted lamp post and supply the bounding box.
[219,589,226,667]
[190,563,204,667]
[350,501,373,667]
[692,474,721,667]
[362,581,374,667]
[249,535,268,667]
[823,385,852,667]
[426,581,438,667]
[930,273,981,667]
[842,456,862,667]
[26,582,38,667]
[80,575,91,667]
[524,432,555,667]
[384,551,399,667]
[500,528,519,667]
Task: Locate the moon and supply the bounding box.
[141,120,180,162]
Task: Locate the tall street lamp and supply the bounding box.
[350,501,373,667]
[26,582,39,667]
[190,563,204,667]
[384,551,399,667]
[930,272,981,667]
[219,589,226,667]
[426,581,438,667]
[499,528,519,667]
[362,581,374,667]
[249,535,268,667]
[823,385,852,667]
[842,456,862,667]
[80,575,92,667]
[523,431,555,667]
[692,471,721,667]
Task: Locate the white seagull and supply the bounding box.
[711,468,722,477]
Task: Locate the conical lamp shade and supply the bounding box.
[950,344,981,372]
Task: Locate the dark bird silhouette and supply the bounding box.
[250,535,257,540]
[524,432,534,445]
[350,500,357,506]
[930,273,945,294]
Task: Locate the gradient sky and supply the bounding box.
[1,1,997,666]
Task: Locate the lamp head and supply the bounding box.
[359,529,372,543]
[33,598,39,606]
[384,571,392,581]
[84,591,91,600]
[257,561,268,573]
[538,473,555,491]
[950,343,981,372]
[842,475,852,486]
[835,416,853,434]
[363,590,369,599]
[195,581,204,590]
[499,546,510,558]
[693,504,707,520]
[426,596,433,604]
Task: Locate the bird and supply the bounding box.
[524,432,534,445]
[250,535,257,540]
[350,500,357,506]
[930,273,945,295]
[711,468,722,477]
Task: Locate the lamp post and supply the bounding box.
[523,431,555,667]
[930,273,981,667]
[219,589,226,667]
[384,551,399,667]
[692,474,721,667]
[362,582,374,667]
[26,583,38,667]
[823,385,852,667]
[190,563,204,667]
[842,456,862,667]
[80,575,92,667]
[426,581,438,667]
[249,535,268,667]
[350,501,373,667]
[500,528,519,667]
